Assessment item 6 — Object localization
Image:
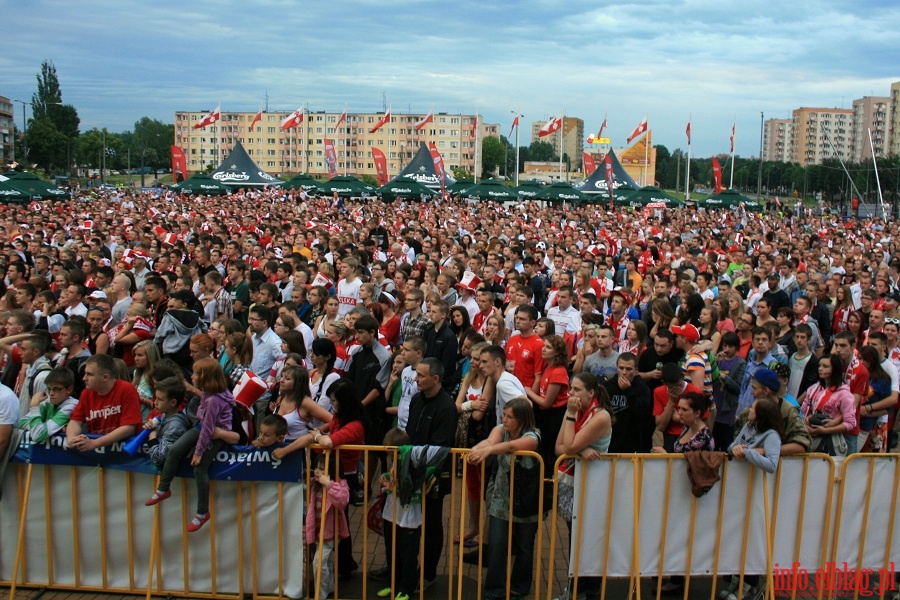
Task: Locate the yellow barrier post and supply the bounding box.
[9,463,34,598]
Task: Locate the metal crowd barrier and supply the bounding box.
[3,449,900,600]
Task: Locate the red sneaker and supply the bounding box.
[187,513,211,533]
[144,490,171,506]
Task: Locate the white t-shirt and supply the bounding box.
[336,277,362,317]
[547,305,582,335]
[398,365,419,431]
[494,372,527,428]
[0,384,17,426]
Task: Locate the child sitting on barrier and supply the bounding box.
[305,451,349,600]
[145,358,236,533]
[253,414,287,448]
[371,427,422,600]
[145,377,192,470]
[18,368,78,443]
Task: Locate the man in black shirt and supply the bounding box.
[637,330,685,396]
[404,358,456,589]
[605,353,653,453]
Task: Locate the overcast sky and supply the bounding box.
[3,0,898,157]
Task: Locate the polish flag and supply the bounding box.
[597,114,607,138]
[471,115,479,138]
[508,114,520,139]
[370,109,391,134]
[686,120,692,145]
[249,109,262,133]
[414,110,434,132]
[729,122,736,153]
[281,108,304,131]
[538,113,563,138]
[193,105,221,130]
[627,117,648,144]
[336,110,347,128]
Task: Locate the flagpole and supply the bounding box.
[729,118,736,189]
[685,114,692,201]
[473,110,479,183]
[558,114,565,182]
[868,127,886,219]
[302,107,307,175]
[642,117,649,186]
[344,105,348,176]
[514,113,520,187]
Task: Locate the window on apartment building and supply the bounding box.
[390,140,397,146]
[268,161,275,167]
[439,129,446,135]
[268,138,276,144]
[451,130,459,136]
[267,150,275,156]
[439,141,445,147]
[390,152,396,159]
[368,163,373,169]
[451,142,458,148]
[451,118,459,124]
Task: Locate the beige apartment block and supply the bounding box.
[174,110,497,179]
[791,107,852,167]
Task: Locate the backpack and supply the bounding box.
[28,363,54,399]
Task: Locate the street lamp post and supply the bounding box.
[12,99,32,164]
[510,110,522,187]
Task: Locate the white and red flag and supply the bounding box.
[249,109,262,133]
[729,122,736,153]
[281,107,304,131]
[193,105,220,130]
[627,117,648,143]
[686,120,692,145]
[538,113,563,138]
[336,109,347,128]
[414,110,434,132]
[583,153,597,177]
[711,158,723,193]
[508,114,520,139]
[370,108,391,134]
[597,114,607,138]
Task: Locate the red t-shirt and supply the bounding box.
[71,379,143,435]
[506,333,545,389]
[325,417,365,475]
[538,364,570,409]
[380,315,401,348]
[653,382,702,436]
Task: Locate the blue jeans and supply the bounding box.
[483,516,538,599]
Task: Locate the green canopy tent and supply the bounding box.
[378,177,438,202]
[696,189,765,212]
[282,174,320,192]
[610,183,638,204]
[0,181,30,203]
[536,181,590,204]
[447,179,473,195]
[514,180,545,200]
[169,173,231,195]
[316,175,377,198]
[615,185,683,209]
[3,172,69,199]
[461,179,516,201]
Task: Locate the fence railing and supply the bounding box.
[2,443,900,600]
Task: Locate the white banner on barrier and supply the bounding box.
[0,464,305,597]
[571,456,840,577]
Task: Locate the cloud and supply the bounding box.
[1,0,897,157]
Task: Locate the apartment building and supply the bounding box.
[763,118,792,162]
[173,110,498,179]
[850,96,889,162]
[530,117,585,168]
[791,107,853,167]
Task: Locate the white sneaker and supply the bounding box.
[718,576,740,600]
[725,583,751,600]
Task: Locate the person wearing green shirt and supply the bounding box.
[18,368,78,443]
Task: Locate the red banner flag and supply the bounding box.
[415,110,434,132]
[372,147,388,185]
[597,115,607,138]
[470,115,479,139]
[583,152,597,177]
[428,142,447,198]
[711,158,723,193]
[508,114,519,139]
[729,122,736,153]
[539,114,563,138]
[627,117,648,144]
[249,109,262,133]
[170,145,187,183]
[193,105,220,130]
[324,138,338,179]
[370,109,391,134]
[686,120,692,145]
[604,154,615,202]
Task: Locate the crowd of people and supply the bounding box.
[0,183,898,600]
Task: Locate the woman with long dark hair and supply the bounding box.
[857,345,893,453]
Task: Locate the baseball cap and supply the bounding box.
[671,324,700,343]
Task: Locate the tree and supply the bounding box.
[500,136,517,177]
[31,60,62,121]
[26,60,80,173]
[132,117,174,171]
[451,166,471,181]
[481,136,505,178]
[528,140,556,162]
